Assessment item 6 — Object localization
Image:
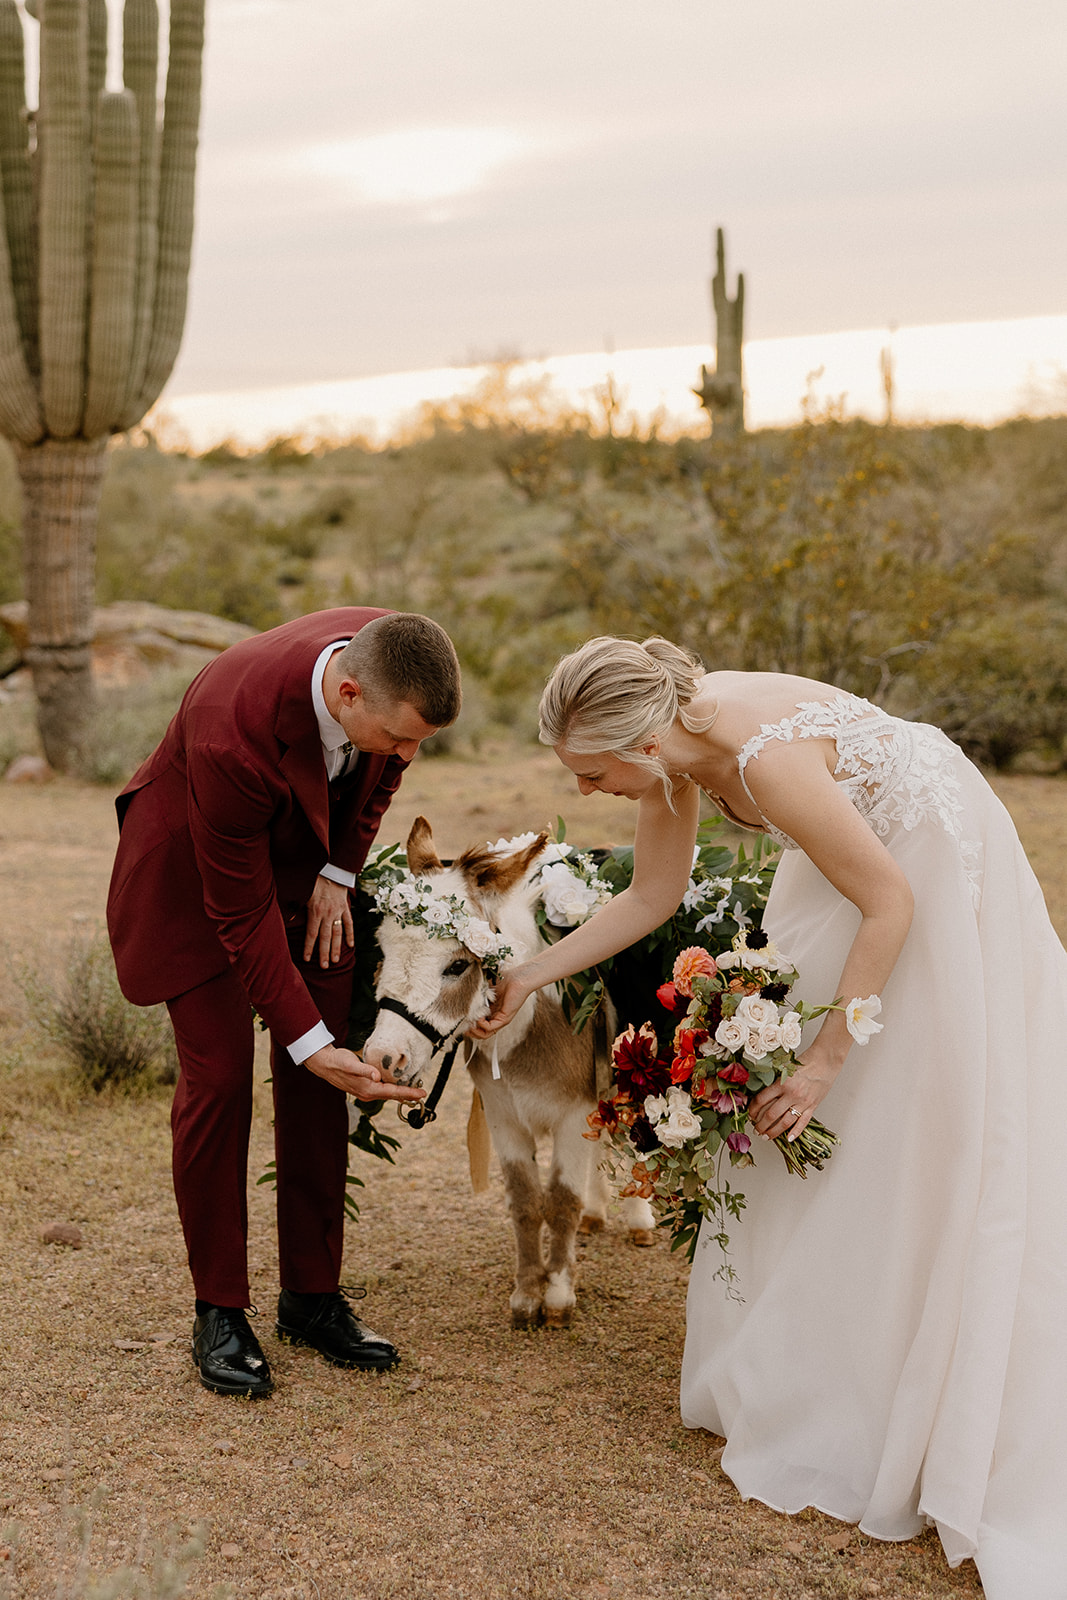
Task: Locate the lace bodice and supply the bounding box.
[710,694,982,900]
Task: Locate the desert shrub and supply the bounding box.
[908,603,1067,769]
[20,926,175,1092]
[81,666,198,786]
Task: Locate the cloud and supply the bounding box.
[290,126,551,209]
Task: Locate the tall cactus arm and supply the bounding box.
[121,0,160,417]
[38,0,90,440]
[0,178,45,443]
[0,0,38,375]
[131,0,203,423]
[87,0,106,119]
[83,89,138,438]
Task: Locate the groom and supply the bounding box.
[107,608,460,1397]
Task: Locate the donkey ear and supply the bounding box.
[459,830,550,894]
[406,816,443,875]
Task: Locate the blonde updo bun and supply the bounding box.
[538,636,716,802]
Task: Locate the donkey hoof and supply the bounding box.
[510,1305,544,1331]
[629,1227,656,1249]
[543,1305,573,1330]
[577,1213,605,1236]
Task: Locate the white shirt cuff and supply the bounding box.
[319,863,357,888]
[288,1020,334,1064]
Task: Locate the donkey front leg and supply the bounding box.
[542,1109,595,1328]
[499,1153,548,1328]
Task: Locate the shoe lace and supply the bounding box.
[338,1284,367,1303]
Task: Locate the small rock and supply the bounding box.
[290,1457,309,1470]
[147,1332,174,1344]
[823,1527,854,1552]
[784,1539,805,1556]
[690,1469,710,1484]
[213,1440,236,1454]
[41,1222,83,1248]
[41,1469,65,1483]
[113,1340,147,1352]
[328,1451,352,1469]
[219,1543,241,1559]
[4,754,52,784]
[405,1378,424,1393]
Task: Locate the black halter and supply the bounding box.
[374,995,470,1129]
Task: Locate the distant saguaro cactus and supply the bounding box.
[0,0,204,770]
[695,227,745,438]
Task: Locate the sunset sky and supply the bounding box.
[18,0,1065,430]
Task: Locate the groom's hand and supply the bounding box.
[304,1044,426,1104]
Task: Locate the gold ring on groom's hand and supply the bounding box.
[332,918,344,926]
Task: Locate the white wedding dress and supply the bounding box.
[679,696,1067,1599]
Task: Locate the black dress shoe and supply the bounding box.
[192,1307,274,1398]
[276,1289,400,1370]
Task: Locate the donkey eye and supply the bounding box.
[443,957,471,978]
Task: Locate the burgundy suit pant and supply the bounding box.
[167,937,355,1306]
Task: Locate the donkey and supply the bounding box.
[361,818,655,1329]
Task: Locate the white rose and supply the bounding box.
[387,881,421,911]
[736,994,779,1028]
[459,918,498,958]
[644,1093,669,1124]
[422,898,454,927]
[539,862,601,927]
[780,1011,803,1051]
[540,840,573,864]
[715,951,738,970]
[715,1017,747,1052]
[743,1029,769,1062]
[757,1022,782,1054]
[658,1105,702,1148]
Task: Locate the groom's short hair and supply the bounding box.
[338,613,461,728]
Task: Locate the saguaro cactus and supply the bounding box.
[695,227,745,438]
[0,0,204,769]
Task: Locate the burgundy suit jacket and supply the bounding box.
[107,608,407,1043]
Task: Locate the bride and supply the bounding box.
[471,634,1067,1599]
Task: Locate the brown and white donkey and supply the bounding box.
[361,818,655,1328]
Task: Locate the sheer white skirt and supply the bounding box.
[680,745,1067,1599]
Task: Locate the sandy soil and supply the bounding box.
[2,750,1060,1599]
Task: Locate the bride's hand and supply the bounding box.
[749,1053,840,1142]
[468,966,534,1038]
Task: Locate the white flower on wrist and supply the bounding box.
[844,994,883,1044]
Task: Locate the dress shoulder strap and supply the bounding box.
[736,695,878,825]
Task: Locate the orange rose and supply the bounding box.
[672,946,719,997]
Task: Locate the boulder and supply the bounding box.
[0,601,256,685]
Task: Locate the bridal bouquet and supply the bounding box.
[588,928,882,1289]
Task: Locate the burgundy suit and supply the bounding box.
[107,608,408,1305]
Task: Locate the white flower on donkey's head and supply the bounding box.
[421,898,455,927]
[537,860,604,927]
[455,917,499,959]
[383,879,422,912]
[844,994,883,1044]
[735,994,778,1029]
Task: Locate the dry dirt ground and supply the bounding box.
[2,750,1064,1600]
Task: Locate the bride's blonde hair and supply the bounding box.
[538,636,716,803]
